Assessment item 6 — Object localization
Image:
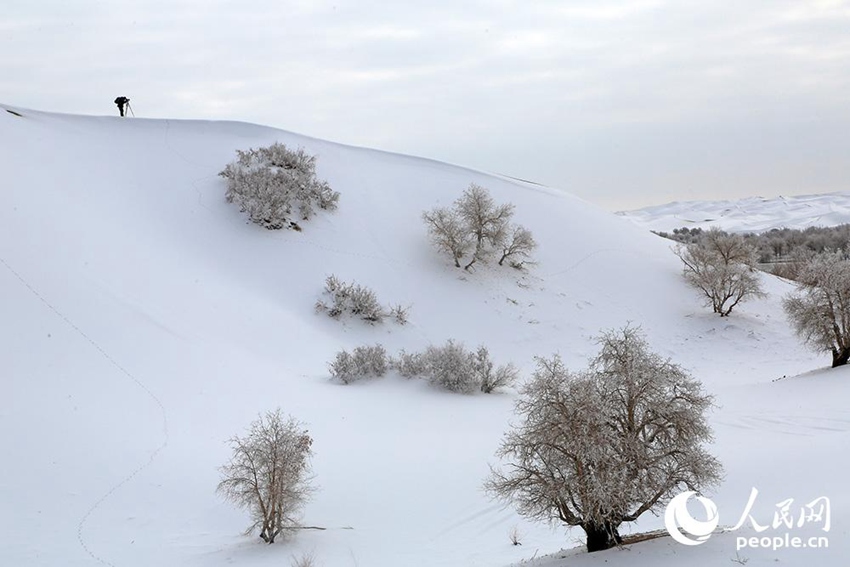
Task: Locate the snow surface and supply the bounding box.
[1,106,847,566]
[618,192,850,234]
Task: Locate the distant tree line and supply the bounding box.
[656,224,850,265]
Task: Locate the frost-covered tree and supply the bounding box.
[217,410,314,543]
[456,183,514,270]
[423,184,535,270]
[499,225,537,268]
[422,207,473,268]
[675,228,764,316]
[487,327,722,552]
[783,250,850,367]
[220,143,339,230]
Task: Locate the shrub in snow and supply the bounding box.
[220,143,339,230]
[290,552,317,567]
[783,249,850,367]
[422,183,536,270]
[329,344,389,384]
[330,340,516,392]
[328,350,357,384]
[353,344,389,377]
[393,349,429,378]
[401,340,517,394]
[486,326,722,553]
[388,304,410,325]
[674,228,765,317]
[217,409,314,544]
[316,275,408,325]
[474,346,520,394]
[330,341,517,393]
[423,340,481,393]
[425,341,518,394]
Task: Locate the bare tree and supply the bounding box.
[783,249,850,367]
[675,228,764,316]
[423,183,535,271]
[487,327,722,552]
[422,207,473,268]
[218,410,315,543]
[499,225,537,268]
[456,183,514,270]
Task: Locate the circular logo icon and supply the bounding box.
[664,491,719,546]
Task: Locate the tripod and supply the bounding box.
[126,101,135,117]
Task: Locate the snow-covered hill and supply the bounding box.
[1,106,847,567]
[618,192,850,233]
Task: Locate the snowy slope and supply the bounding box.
[618,192,850,233]
[0,106,847,567]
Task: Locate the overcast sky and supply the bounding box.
[3,0,849,209]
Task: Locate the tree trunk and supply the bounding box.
[832,346,850,368]
[582,521,622,552]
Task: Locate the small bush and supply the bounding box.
[329,344,389,384]
[388,304,410,325]
[393,349,429,378]
[475,346,520,393]
[290,552,318,567]
[424,340,480,393]
[328,350,357,384]
[422,342,518,393]
[353,344,389,377]
[316,276,408,325]
[220,143,339,230]
[331,341,516,393]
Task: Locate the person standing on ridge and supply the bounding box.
[114,96,130,117]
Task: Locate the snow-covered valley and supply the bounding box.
[1,106,847,566]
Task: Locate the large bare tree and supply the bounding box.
[218,409,314,543]
[487,327,722,552]
[784,250,850,367]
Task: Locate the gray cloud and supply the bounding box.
[2,0,849,209]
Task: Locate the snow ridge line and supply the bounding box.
[0,256,169,566]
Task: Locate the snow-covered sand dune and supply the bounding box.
[0,106,846,566]
[619,193,850,233]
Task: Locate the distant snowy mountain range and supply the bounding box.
[618,192,850,233]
